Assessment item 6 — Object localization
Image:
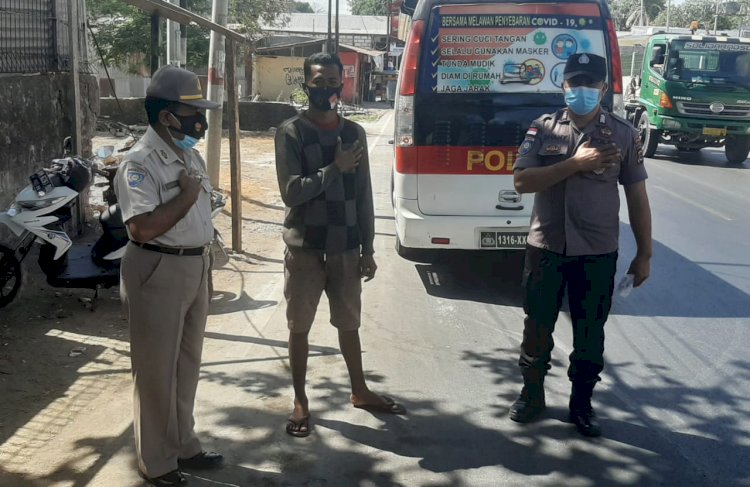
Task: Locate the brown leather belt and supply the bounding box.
[132,241,208,256]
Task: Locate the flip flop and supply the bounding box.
[285,415,311,437]
[353,394,407,415]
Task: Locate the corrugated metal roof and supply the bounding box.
[261,14,388,36]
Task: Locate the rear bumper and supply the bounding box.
[394,197,530,250]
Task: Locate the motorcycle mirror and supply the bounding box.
[96,146,115,159]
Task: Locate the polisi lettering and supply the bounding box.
[466,149,515,172]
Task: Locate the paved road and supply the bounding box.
[7,113,748,487]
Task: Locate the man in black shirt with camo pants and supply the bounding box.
[275,52,407,438]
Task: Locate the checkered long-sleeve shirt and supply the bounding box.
[275,114,375,256]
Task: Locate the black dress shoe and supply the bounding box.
[178,451,224,470]
[569,406,602,437]
[139,469,186,486]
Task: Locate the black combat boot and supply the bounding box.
[510,372,546,423]
[569,381,601,437]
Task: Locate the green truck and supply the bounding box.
[624,34,750,164]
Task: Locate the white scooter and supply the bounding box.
[0,140,128,308]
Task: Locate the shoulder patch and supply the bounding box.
[519,139,534,156]
[126,168,146,188]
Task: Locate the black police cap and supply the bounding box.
[563,53,607,82]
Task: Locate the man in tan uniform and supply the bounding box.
[116,66,223,485]
[509,54,652,437]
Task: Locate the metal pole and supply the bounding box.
[150,14,160,75]
[205,0,229,189]
[327,0,332,53]
[335,0,340,54]
[631,47,638,78]
[666,0,671,32]
[226,38,243,252]
[180,0,188,67]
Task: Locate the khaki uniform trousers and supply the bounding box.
[120,242,210,478]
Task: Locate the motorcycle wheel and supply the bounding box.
[0,245,22,309]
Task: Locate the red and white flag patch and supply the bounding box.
[526,127,538,137]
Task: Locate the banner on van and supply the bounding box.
[428,4,607,94]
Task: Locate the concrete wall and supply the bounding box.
[99,98,298,132]
[254,55,306,103]
[0,73,98,211]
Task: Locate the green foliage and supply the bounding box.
[348,0,388,16]
[292,1,315,13]
[608,0,666,30]
[87,0,290,72]
[651,0,740,32]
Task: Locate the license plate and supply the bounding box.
[703,127,727,137]
[479,231,527,249]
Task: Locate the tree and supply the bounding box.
[349,0,388,16]
[608,0,667,30]
[292,1,315,13]
[87,0,290,72]
[651,0,740,31]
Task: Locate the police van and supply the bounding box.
[392,0,623,256]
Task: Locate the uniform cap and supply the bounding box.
[563,53,607,82]
[146,65,220,109]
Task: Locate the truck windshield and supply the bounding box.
[666,40,750,85]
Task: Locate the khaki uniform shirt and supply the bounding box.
[514,108,648,257]
[115,127,214,248]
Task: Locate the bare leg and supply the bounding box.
[288,331,310,434]
[339,329,396,408]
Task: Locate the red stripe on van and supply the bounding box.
[398,146,518,175]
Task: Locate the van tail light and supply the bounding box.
[399,20,425,96]
[660,92,674,109]
[395,22,420,174]
[606,19,623,95]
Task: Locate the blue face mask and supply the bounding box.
[171,134,199,151]
[564,86,602,115]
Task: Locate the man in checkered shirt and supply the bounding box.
[275,53,407,438]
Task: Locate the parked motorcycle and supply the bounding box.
[0,139,128,309]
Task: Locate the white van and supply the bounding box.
[392,0,624,256]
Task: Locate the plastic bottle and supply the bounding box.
[617,274,635,298]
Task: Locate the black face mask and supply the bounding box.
[169,112,208,139]
[304,85,342,111]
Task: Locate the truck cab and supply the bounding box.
[625,34,750,164]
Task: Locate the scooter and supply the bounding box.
[0,139,128,309]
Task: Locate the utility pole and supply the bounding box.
[327,0,333,53]
[666,0,671,32]
[205,0,229,188]
[166,0,181,65]
[335,0,340,54]
[640,0,645,26]
[180,0,188,67]
[67,0,84,229]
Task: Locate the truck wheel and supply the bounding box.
[638,112,660,158]
[0,245,22,309]
[725,135,750,165]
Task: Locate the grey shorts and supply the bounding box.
[284,247,362,333]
